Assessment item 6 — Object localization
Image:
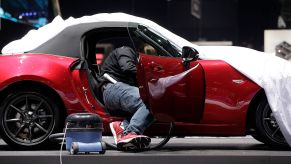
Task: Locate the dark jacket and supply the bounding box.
[99,46,138,86]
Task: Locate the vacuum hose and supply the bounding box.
[49,133,66,143]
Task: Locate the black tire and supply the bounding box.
[255,99,288,148]
[0,89,62,149]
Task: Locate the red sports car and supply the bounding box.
[0,13,287,149]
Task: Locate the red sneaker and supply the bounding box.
[109,121,124,144]
[117,132,151,151]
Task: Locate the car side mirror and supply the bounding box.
[182,46,199,62]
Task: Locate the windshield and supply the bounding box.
[133,19,200,54]
[137,25,181,57]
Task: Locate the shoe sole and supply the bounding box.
[109,122,118,144]
[117,136,151,151]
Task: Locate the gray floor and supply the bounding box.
[0,136,291,164]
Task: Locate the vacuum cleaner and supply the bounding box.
[60,113,106,154]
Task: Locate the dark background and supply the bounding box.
[0,0,286,51]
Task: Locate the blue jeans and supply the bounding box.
[103,82,154,135]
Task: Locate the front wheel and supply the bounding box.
[254,99,288,148]
[0,90,62,149]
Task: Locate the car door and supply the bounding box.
[134,27,205,123]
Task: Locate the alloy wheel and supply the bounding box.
[3,94,55,146]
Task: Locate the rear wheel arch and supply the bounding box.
[0,80,65,109]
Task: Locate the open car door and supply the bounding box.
[133,26,205,123]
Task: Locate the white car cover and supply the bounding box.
[2,13,291,146]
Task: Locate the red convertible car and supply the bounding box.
[0,13,287,149]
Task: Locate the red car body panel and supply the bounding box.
[0,54,83,112]
[0,53,262,137]
[197,60,261,135]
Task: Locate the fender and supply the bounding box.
[198,60,261,130]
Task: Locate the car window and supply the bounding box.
[137,25,181,57]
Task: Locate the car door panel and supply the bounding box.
[137,53,205,123]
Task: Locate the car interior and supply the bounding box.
[82,27,164,114]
